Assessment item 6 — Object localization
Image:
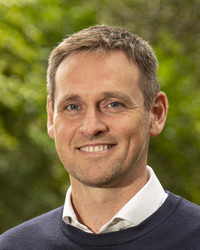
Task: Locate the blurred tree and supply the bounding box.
[0,0,200,233]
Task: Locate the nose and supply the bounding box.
[79,108,108,137]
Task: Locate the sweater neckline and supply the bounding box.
[60,192,182,247]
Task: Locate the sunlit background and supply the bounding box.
[1,0,200,233]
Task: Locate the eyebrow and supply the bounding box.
[57,94,81,109]
[99,92,134,105]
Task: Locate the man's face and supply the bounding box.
[47,50,154,188]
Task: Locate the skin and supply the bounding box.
[47,50,168,233]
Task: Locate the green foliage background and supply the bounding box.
[1,0,200,233]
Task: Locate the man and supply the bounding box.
[1,24,200,249]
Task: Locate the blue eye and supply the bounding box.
[67,104,79,110]
[109,102,120,108]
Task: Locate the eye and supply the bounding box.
[102,101,125,114]
[108,102,121,108]
[67,104,80,110]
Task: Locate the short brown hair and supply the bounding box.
[47,24,160,110]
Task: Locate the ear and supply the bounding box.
[47,96,55,139]
[149,92,168,137]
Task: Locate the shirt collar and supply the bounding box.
[110,166,167,226]
[62,166,167,233]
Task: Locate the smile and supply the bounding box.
[78,145,115,153]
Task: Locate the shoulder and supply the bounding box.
[164,192,200,228]
[167,191,200,214]
[0,206,64,250]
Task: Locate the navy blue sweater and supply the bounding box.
[1,192,200,249]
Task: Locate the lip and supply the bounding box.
[77,144,117,153]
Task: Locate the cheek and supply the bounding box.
[54,117,78,143]
[117,118,138,137]
[119,117,149,145]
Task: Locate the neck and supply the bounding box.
[70,167,149,233]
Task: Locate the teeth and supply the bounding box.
[79,145,114,152]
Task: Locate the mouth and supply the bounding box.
[78,144,116,153]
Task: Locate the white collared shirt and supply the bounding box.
[62,166,168,234]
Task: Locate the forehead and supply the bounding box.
[55,50,141,100]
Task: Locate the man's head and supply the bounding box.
[47,25,168,188]
[47,24,159,111]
